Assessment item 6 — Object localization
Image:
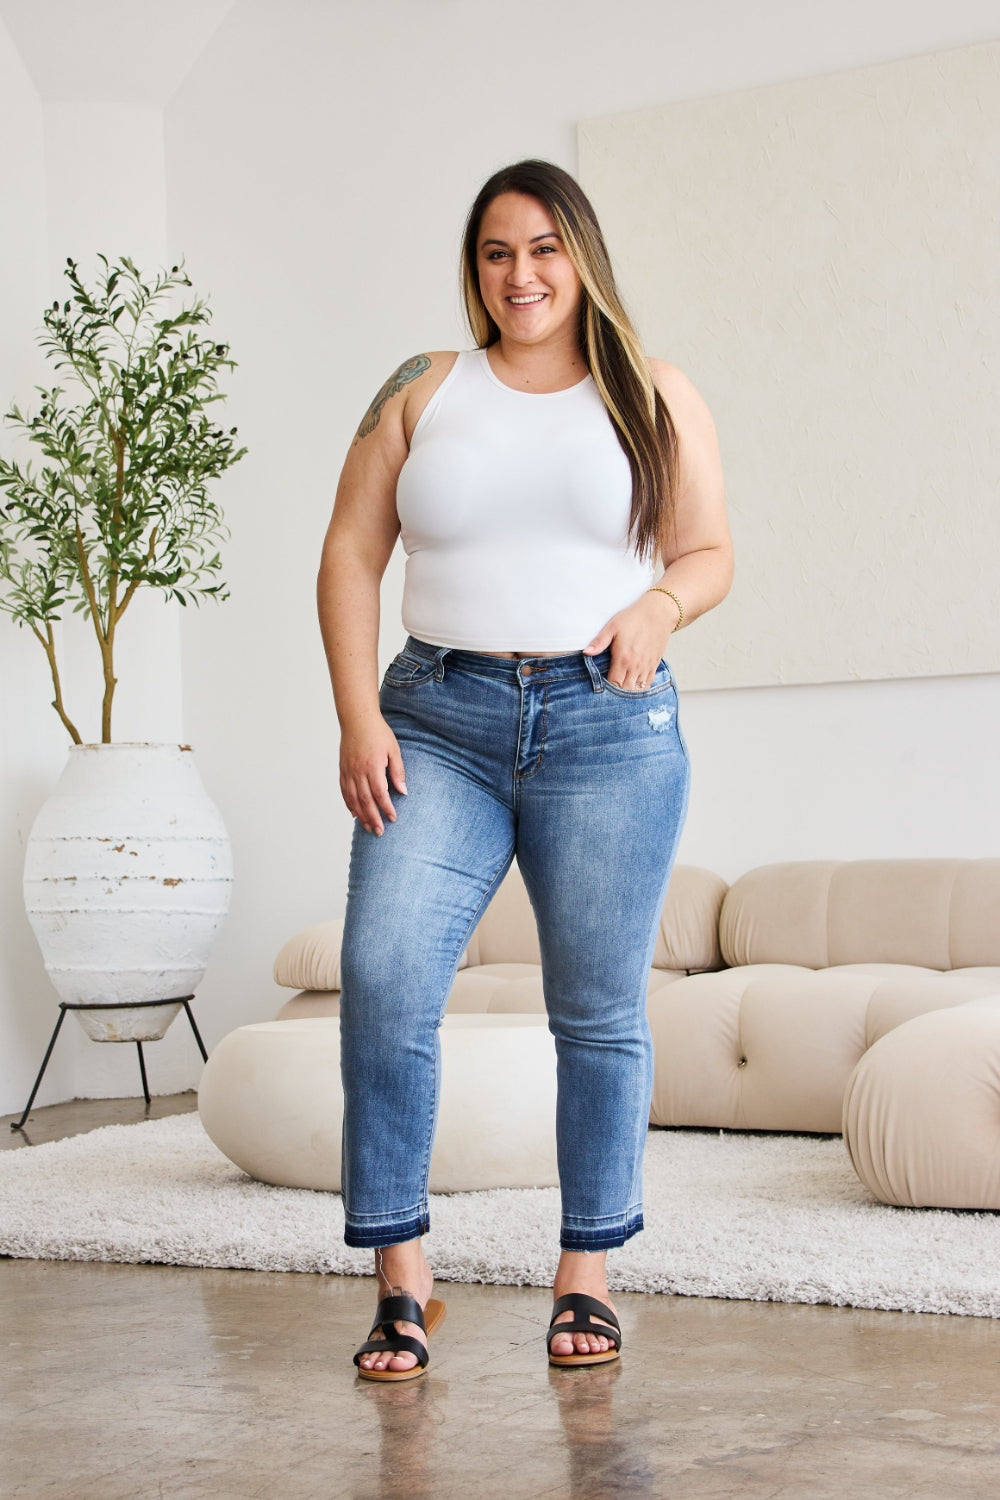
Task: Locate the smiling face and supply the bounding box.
[476,192,583,352]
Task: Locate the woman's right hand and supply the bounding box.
[339,713,408,836]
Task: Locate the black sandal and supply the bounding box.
[353,1294,447,1382]
[547,1293,622,1368]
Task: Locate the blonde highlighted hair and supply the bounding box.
[461,159,677,559]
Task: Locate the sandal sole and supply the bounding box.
[549,1347,621,1368]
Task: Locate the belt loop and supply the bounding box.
[582,652,603,693]
[433,646,451,682]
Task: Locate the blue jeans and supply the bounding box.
[339,636,690,1251]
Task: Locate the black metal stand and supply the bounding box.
[9,996,208,1133]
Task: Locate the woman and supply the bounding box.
[318,160,732,1380]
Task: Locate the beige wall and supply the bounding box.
[579,42,1000,688]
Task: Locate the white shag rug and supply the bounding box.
[1,1113,997,1318]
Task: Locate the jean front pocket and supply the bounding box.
[600,659,674,699]
[382,651,437,690]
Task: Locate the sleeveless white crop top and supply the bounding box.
[394,348,655,651]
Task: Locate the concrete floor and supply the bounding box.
[2,1097,999,1499]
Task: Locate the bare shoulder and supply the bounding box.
[646,358,715,427]
[353,351,460,448]
[419,350,462,371]
[400,350,461,390]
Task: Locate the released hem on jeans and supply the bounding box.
[560,1212,643,1253]
[343,1212,430,1249]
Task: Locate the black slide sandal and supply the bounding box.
[547,1292,622,1367]
[354,1294,447,1382]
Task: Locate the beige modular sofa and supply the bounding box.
[271,858,1000,1208]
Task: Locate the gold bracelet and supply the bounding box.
[648,586,684,629]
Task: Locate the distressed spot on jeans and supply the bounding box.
[648,704,674,732]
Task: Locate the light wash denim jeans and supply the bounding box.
[339,636,690,1251]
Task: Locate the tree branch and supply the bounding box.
[30,620,83,744]
[74,523,107,643]
[117,525,159,619]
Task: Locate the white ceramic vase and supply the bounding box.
[23,743,233,1041]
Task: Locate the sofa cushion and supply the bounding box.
[720,864,840,969]
[447,964,547,1014]
[647,962,1000,1134]
[844,997,1000,1209]
[273,919,344,993]
[647,965,873,1133]
[199,1015,560,1194]
[857,967,1000,1046]
[275,990,340,1021]
[651,865,728,973]
[719,860,1000,970]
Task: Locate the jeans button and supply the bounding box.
[522,664,533,677]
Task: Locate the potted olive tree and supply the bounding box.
[0,257,246,1089]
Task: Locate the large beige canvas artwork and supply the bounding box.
[579,42,1000,688]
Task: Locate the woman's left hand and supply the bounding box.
[583,589,681,691]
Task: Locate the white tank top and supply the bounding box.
[395,348,655,651]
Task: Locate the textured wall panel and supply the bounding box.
[579,43,1000,687]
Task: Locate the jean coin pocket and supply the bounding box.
[382,651,436,689]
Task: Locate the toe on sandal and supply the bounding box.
[547,1293,622,1368]
[353,1294,446,1383]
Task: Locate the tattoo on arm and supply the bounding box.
[353,355,431,444]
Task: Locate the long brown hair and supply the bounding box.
[461,159,677,559]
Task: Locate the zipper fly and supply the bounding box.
[514,664,549,782]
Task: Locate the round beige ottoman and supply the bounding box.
[843,998,1000,1209]
[199,1013,558,1193]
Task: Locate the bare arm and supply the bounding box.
[317,354,445,835]
[584,361,733,687]
[651,359,733,623]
